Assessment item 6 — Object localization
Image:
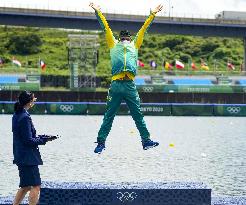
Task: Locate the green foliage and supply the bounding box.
[201,41,220,53]
[6,34,42,55]
[180,53,192,63]
[162,37,185,50]
[212,48,232,59]
[0,26,244,75]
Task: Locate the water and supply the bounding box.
[0,115,245,197]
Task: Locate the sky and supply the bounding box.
[0,0,246,18]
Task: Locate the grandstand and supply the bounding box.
[230,76,246,85]
[238,79,246,85]
[1,72,246,94]
[134,75,246,86]
[134,74,246,93]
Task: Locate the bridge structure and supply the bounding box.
[0,7,246,71]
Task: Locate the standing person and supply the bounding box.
[90,3,163,154]
[12,91,57,205]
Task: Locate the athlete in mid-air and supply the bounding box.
[90,2,163,154]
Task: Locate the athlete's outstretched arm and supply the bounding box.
[89,2,116,49]
[134,4,163,49]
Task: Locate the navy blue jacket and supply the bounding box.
[12,109,47,166]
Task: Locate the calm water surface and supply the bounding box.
[0,115,245,197]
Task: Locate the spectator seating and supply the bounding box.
[172,78,213,85]
[237,79,246,85]
[134,76,151,85]
[0,74,27,84]
[0,76,19,83]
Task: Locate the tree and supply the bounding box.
[162,38,184,50]
[6,34,42,55]
[180,53,192,63]
[201,42,220,53]
[212,48,232,59]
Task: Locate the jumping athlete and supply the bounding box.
[90,2,163,154]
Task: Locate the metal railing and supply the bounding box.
[138,69,246,77]
[1,65,246,76]
[1,6,246,25]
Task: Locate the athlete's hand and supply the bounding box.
[89,2,101,11]
[152,4,163,14]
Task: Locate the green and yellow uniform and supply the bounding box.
[95,9,156,143]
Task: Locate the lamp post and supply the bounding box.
[213,59,217,74]
[168,0,171,18]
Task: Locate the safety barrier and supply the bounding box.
[0,103,3,113]
[172,104,214,116]
[140,104,172,116]
[29,103,46,114]
[47,103,87,115]
[0,102,246,116]
[214,104,246,116]
[87,103,107,115]
[1,102,14,114]
[87,103,172,116]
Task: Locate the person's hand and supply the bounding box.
[152,4,163,14]
[89,2,101,11]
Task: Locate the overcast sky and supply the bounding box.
[0,0,246,18]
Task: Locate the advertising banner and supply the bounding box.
[172,104,214,116]
[47,103,87,115]
[87,103,107,115]
[0,82,40,91]
[214,105,246,116]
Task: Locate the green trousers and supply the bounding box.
[97,80,150,143]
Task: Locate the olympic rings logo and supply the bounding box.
[226,107,241,114]
[142,87,154,92]
[116,191,137,203]
[59,105,74,112]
